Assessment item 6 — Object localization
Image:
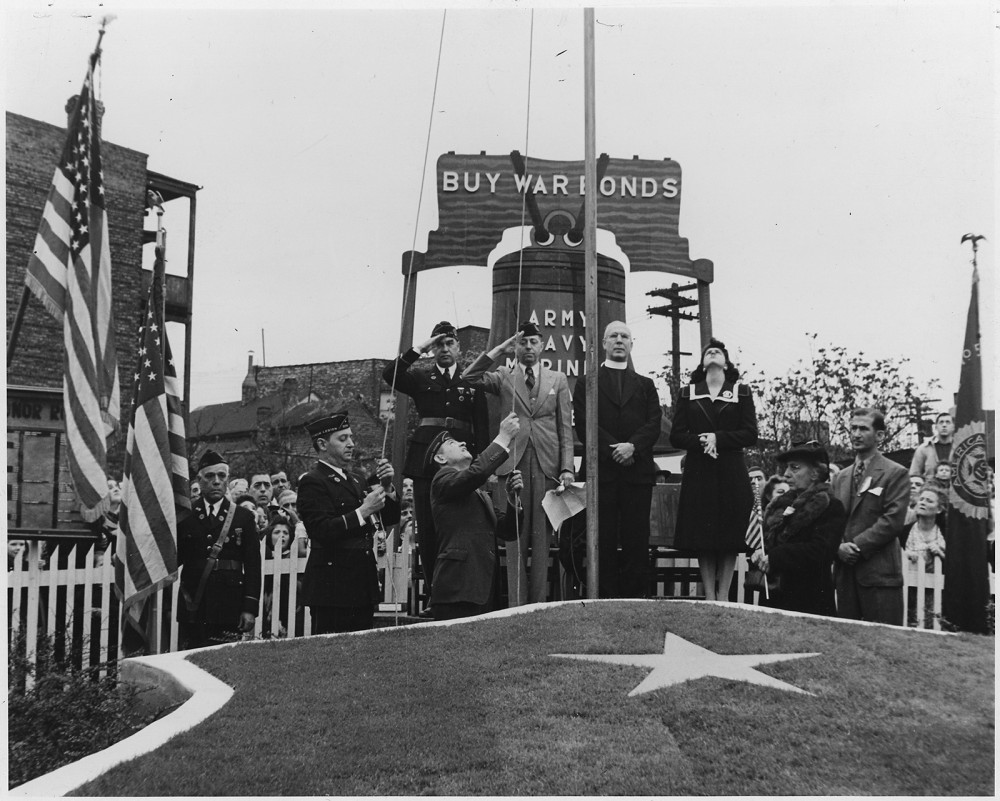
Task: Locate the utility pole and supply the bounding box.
[647,282,698,400]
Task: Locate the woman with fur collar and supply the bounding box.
[750,441,846,616]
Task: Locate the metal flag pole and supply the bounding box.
[583,9,600,599]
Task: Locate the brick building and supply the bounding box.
[6,109,197,535]
[187,326,489,483]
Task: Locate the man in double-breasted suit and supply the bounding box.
[298,411,399,633]
[572,321,662,599]
[428,412,523,620]
[831,408,910,625]
[462,322,575,605]
[383,321,489,599]
[177,450,261,649]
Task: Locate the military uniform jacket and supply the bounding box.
[298,461,400,608]
[177,498,261,624]
[429,442,520,607]
[383,348,490,478]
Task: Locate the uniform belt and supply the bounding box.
[419,417,472,432]
[214,559,243,571]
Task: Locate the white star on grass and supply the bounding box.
[553,633,819,697]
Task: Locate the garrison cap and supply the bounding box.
[306,410,350,441]
[197,450,228,472]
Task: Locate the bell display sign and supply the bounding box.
[409,152,712,281]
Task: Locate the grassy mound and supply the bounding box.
[76,602,993,796]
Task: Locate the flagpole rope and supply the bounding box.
[381,10,448,461]
[509,10,535,608]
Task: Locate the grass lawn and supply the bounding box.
[74,602,994,796]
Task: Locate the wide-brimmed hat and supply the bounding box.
[775,440,829,468]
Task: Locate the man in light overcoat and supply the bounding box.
[462,322,575,605]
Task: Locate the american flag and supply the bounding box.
[24,53,120,520]
[745,500,763,552]
[114,243,191,635]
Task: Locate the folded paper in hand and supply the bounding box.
[542,482,587,529]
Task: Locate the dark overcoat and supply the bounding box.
[383,349,491,478]
[670,380,758,551]
[429,442,519,607]
[177,498,261,627]
[298,461,400,608]
[763,487,846,616]
[571,366,662,485]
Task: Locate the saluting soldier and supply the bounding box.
[298,410,400,633]
[177,450,261,649]
[383,321,489,600]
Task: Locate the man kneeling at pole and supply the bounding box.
[427,412,524,620]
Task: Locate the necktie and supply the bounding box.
[442,368,452,386]
[853,460,866,494]
[525,366,534,391]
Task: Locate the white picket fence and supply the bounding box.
[7,531,412,678]
[7,539,994,677]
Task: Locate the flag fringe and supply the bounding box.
[24,270,65,322]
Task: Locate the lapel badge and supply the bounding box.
[723,390,733,399]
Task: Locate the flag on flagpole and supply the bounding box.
[114,240,190,637]
[943,265,991,633]
[24,51,120,521]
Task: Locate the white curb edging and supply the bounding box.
[10,651,233,797]
[9,598,952,795]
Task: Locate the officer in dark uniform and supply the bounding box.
[177,450,261,649]
[383,321,489,600]
[298,410,400,633]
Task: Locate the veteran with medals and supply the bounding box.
[177,450,261,649]
[298,411,400,633]
[383,321,489,601]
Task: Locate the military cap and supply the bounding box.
[306,410,350,441]
[423,430,454,474]
[431,321,457,337]
[197,449,228,472]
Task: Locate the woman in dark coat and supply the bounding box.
[670,339,758,600]
[750,442,846,616]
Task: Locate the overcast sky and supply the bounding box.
[4,1,995,420]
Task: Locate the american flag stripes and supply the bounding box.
[24,54,120,520]
[745,500,763,552]
[114,244,190,633]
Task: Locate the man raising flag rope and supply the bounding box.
[115,201,191,642]
[942,235,991,633]
[22,30,120,521]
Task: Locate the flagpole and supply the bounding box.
[583,9,600,599]
[7,18,112,368]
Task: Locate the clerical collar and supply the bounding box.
[602,360,627,371]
